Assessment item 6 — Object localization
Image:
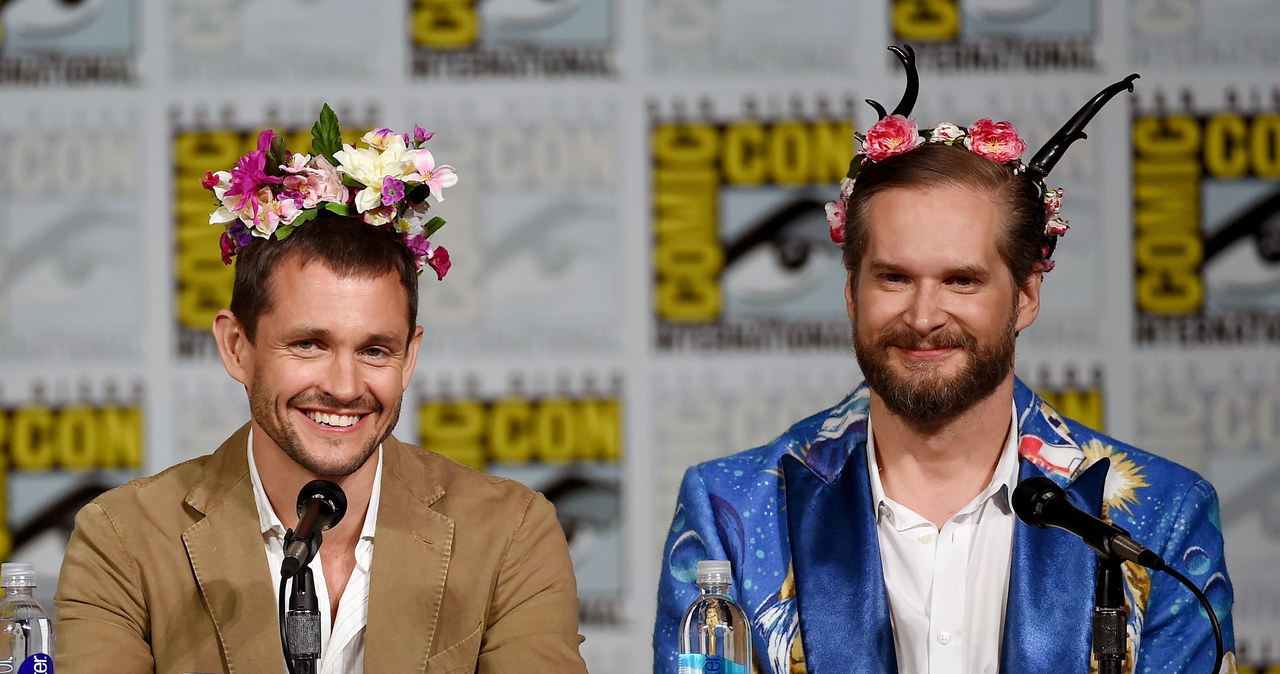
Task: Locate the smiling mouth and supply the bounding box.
[304,411,364,428]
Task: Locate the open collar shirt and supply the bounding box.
[865,404,1021,674]
[248,435,382,674]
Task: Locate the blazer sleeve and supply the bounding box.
[53,501,156,672]
[476,491,586,673]
[1136,478,1237,672]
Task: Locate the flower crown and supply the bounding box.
[202,104,458,280]
[824,115,1068,271]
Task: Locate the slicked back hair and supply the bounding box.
[228,213,419,342]
[842,143,1046,289]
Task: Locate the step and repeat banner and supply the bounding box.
[2,0,1278,669]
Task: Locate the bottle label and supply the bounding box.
[17,654,52,674]
[678,653,747,674]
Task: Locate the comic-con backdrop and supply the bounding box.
[1,0,1278,669]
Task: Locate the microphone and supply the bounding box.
[280,480,347,578]
[1012,476,1165,570]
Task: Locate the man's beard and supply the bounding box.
[249,379,395,477]
[853,304,1018,427]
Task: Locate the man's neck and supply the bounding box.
[250,426,377,555]
[869,377,1016,528]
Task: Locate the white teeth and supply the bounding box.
[306,411,359,427]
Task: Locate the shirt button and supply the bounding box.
[937,631,952,646]
[917,532,933,544]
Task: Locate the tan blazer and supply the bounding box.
[53,426,586,673]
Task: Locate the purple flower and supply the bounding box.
[405,234,431,257]
[381,175,405,206]
[413,125,433,144]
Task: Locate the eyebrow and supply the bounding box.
[282,327,406,349]
[865,260,990,279]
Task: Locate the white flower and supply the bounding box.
[929,122,964,143]
[333,135,413,213]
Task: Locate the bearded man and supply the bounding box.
[654,61,1236,674]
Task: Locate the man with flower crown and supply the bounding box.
[655,48,1236,674]
[53,106,587,673]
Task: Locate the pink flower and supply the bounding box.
[425,244,450,280]
[1043,187,1064,215]
[929,122,964,143]
[361,204,396,226]
[825,199,846,244]
[406,235,450,280]
[201,171,221,190]
[219,232,237,265]
[224,149,282,210]
[839,177,856,201]
[406,149,458,203]
[1045,217,1069,237]
[280,154,349,209]
[862,115,925,161]
[362,128,398,150]
[964,118,1026,164]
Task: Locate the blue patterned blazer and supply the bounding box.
[655,379,1236,673]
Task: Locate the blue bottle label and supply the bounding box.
[678,653,747,674]
[17,654,52,674]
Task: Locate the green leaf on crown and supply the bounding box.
[275,209,319,240]
[265,134,288,176]
[424,216,446,238]
[323,202,353,216]
[311,103,343,164]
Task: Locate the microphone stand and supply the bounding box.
[1093,553,1127,674]
[280,527,322,674]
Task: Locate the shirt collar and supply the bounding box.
[866,401,1021,526]
[246,431,383,542]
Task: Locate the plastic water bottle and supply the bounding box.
[678,560,752,674]
[0,562,54,673]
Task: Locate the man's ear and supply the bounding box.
[1015,270,1043,333]
[212,310,253,386]
[845,271,857,325]
[401,325,425,392]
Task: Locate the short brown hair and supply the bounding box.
[842,143,1046,286]
[229,213,419,341]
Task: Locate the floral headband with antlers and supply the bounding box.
[826,45,1138,273]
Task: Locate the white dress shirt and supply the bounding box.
[248,436,381,674]
[866,405,1021,674]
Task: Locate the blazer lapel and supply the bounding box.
[782,450,896,673]
[1001,457,1110,673]
[364,437,455,672]
[182,426,285,670]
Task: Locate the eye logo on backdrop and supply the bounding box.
[1132,90,1280,345]
[651,97,854,351]
[0,381,143,562]
[415,99,621,355]
[417,372,622,626]
[1129,0,1280,69]
[647,0,857,76]
[0,0,135,84]
[410,0,615,78]
[0,118,141,362]
[167,0,374,81]
[171,107,369,360]
[890,0,1097,72]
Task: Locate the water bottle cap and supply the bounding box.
[1,562,35,587]
[696,560,732,585]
